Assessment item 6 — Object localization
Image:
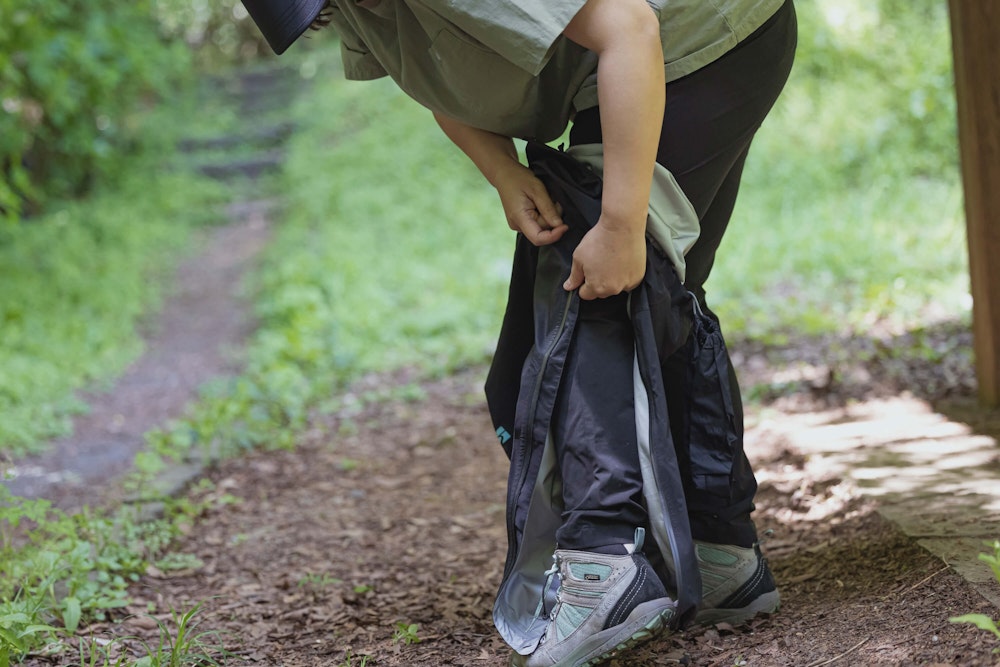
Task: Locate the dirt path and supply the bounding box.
[3,216,270,511]
[2,67,301,512]
[32,364,998,666]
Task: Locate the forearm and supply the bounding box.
[564,0,664,232]
[593,30,664,230]
[560,0,662,298]
[432,112,521,186]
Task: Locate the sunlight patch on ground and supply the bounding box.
[748,395,1000,607]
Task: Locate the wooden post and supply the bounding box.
[948,0,1000,407]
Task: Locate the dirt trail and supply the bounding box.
[24,364,998,666]
[2,67,301,512]
[3,216,270,510]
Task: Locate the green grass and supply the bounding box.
[0,483,222,666]
[711,151,967,339]
[707,0,967,340]
[0,158,227,456]
[949,540,1000,649]
[266,69,513,379]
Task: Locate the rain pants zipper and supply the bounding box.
[504,290,575,576]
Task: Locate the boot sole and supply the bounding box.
[508,598,675,667]
[577,598,676,667]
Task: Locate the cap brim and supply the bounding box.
[242,0,326,55]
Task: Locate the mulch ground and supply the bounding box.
[32,364,998,667]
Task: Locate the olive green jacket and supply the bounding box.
[326,0,784,140]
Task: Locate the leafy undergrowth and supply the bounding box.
[705,0,968,338]
[0,482,233,667]
[950,541,1000,651]
[0,114,228,458]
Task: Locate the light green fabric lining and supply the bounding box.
[565,144,699,283]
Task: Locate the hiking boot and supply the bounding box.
[694,541,780,626]
[510,529,676,667]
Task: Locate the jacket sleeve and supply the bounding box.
[327,1,389,80]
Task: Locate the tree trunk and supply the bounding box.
[948,0,1000,407]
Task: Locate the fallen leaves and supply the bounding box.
[21,368,1000,666]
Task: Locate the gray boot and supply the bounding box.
[511,529,676,667]
[694,541,780,626]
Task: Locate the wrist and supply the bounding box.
[484,152,524,188]
[598,208,648,234]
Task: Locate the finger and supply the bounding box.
[564,260,584,292]
[581,278,620,300]
[514,210,568,246]
[578,283,598,300]
[533,224,569,245]
[527,183,564,230]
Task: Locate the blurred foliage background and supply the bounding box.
[709,0,967,337]
[0,0,258,451]
[0,0,960,227]
[0,0,970,664]
[0,0,970,455]
[0,3,979,661]
[0,0,265,221]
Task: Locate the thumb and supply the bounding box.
[529,185,564,230]
[564,259,584,292]
[538,200,564,230]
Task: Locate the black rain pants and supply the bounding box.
[562,0,798,548]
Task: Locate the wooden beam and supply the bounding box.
[948,0,1000,407]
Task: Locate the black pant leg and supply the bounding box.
[552,294,647,551]
[569,0,797,547]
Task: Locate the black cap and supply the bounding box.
[241,0,327,55]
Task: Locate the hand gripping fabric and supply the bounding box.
[486,142,702,656]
